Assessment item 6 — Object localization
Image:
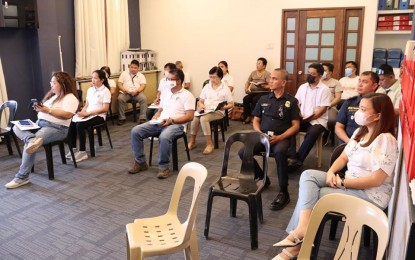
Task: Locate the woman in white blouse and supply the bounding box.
[272,93,398,260]
[218,60,234,92]
[188,66,234,154]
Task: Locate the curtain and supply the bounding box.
[0,57,9,129]
[106,0,130,73]
[74,0,107,78]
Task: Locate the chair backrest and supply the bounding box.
[298,193,389,260]
[330,143,347,176]
[0,100,18,128]
[167,162,208,241]
[221,130,270,181]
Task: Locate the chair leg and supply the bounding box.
[230,198,237,217]
[149,137,154,166]
[88,127,96,157]
[257,194,264,224]
[221,121,225,142]
[109,106,115,125]
[187,227,199,260]
[12,133,22,157]
[248,196,259,250]
[105,125,113,149]
[172,138,178,171]
[132,101,137,122]
[44,145,55,180]
[182,134,190,161]
[59,143,67,164]
[213,123,219,149]
[204,188,214,239]
[67,142,78,168]
[97,128,103,146]
[4,135,13,155]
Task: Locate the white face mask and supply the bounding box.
[165,80,177,89]
[322,71,327,80]
[164,71,169,77]
[345,68,353,77]
[354,109,379,126]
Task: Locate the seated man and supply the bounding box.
[128,69,195,179]
[337,61,359,110]
[242,57,271,124]
[239,69,300,211]
[117,59,147,125]
[376,63,401,115]
[288,63,331,167]
[335,71,379,143]
[175,61,191,89]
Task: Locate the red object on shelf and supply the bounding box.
[377,26,394,31]
[378,14,410,21]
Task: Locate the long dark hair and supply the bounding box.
[43,71,78,103]
[93,69,110,90]
[353,93,396,147]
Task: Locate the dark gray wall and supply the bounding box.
[129,0,141,48]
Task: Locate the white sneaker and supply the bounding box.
[5,178,30,189]
[66,148,77,159]
[74,151,88,162]
[26,137,44,154]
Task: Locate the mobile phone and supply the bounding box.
[31,98,43,107]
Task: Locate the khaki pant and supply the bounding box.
[190,111,224,136]
[117,92,147,120]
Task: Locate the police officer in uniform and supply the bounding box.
[335,71,379,143]
[239,68,301,211]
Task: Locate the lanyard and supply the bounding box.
[130,74,137,85]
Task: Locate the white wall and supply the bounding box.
[140,0,378,102]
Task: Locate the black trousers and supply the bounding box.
[68,116,105,151]
[242,92,268,119]
[290,122,325,162]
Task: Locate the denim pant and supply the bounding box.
[131,122,184,170]
[13,119,69,179]
[285,169,375,233]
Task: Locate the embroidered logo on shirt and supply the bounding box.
[285,101,291,108]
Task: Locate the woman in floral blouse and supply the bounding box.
[272,93,398,260]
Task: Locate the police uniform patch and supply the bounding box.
[285,101,291,108]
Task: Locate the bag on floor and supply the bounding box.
[229,103,244,121]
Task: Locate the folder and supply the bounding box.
[379,0,387,10]
[399,0,409,9]
[386,0,394,9]
[410,0,414,9]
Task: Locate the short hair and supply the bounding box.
[345,61,359,74]
[361,71,380,84]
[130,60,139,67]
[209,66,224,79]
[274,68,289,80]
[164,63,176,70]
[321,63,334,72]
[100,66,111,77]
[257,57,267,66]
[308,63,324,75]
[378,64,394,76]
[169,69,184,83]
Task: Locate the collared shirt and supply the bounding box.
[336,95,361,138]
[86,85,111,119]
[376,79,401,109]
[118,70,146,91]
[200,82,233,115]
[159,87,196,127]
[253,92,301,135]
[38,94,79,127]
[295,81,331,127]
[323,78,343,102]
[339,76,359,100]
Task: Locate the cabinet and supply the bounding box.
[77,70,159,116]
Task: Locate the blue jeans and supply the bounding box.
[286,169,375,233]
[13,119,69,179]
[131,122,184,170]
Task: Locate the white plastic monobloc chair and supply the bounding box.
[298,193,389,260]
[126,162,208,260]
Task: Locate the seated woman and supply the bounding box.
[67,70,111,162]
[242,57,271,124]
[272,93,398,260]
[100,66,116,95]
[188,66,234,155]
[218,60,234,92]
[5,72,79,189]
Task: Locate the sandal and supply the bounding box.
[188,142,197,150]
[272,248,297,260]
[273,230,303,247]
[203,145,214,155]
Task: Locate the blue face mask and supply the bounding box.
[322,71,327,80]
[345,68,353,77]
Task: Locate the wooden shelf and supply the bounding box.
[376,30,412,35]
[378,9,414,15]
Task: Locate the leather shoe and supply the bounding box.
[117,119,126,125]
[269,192,290,211]
[287,158,302,167]
[128,161,148,174]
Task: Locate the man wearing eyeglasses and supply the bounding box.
[287,63,331,167]
[128,69,195,179]
[240,68,301,210]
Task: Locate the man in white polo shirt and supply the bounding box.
[128,69,195,179]
[376,63,401,115]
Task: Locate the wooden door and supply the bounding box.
[281,8,364,95]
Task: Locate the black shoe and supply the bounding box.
[287,158,302,167]
[269,192,290,211]
[117,119,126,125]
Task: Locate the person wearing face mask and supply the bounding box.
[337,61,359,110]
[287,63,331,167]
[188,66,234,154]
[335,71,379,144]
[146,63,177,121]
[271,93,398,260]
[376,63,401,115]
[128,69,195,179]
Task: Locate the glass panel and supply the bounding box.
[287,18,296,30]
[320,48,333,60]
[321,33,334,45]
[286,47,294,59]
[287,33,295,45]
[346,49,356,61]
[304,62,313,74]
[3,5,18,16]
[348,17,359,30]
[305,48,318,60]
[4,19,18,27]
[306,33,319,45]
[347,33,358,46]
[286,62,294,74]
[322,17,335,30]
[307,18,320,31]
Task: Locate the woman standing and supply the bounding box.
[67,70,111,162]
[6,72,79,189]
[272,93,398,259]
[188,66,234,154]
